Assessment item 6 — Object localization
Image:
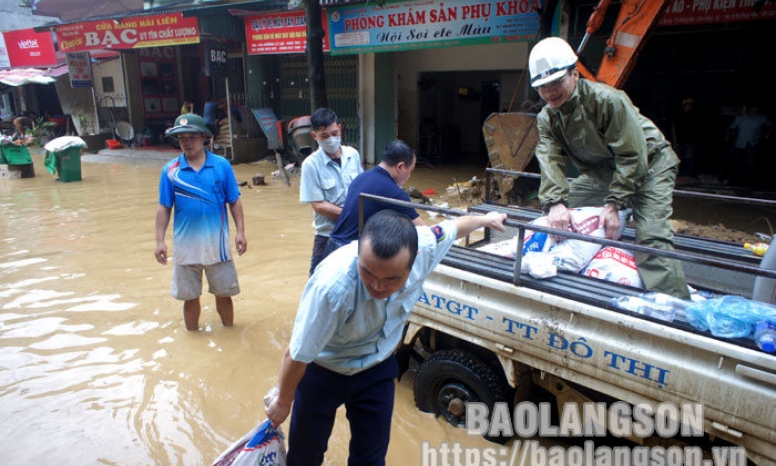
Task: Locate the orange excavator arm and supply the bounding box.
[577,0,670,88]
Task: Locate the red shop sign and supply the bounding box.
[55,13,200,52]
[244,10,329,55]
[2,28,57,67]
[660,0,776,26]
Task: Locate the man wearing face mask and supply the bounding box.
[300,107,363,276]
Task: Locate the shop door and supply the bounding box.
[279,54,359,148]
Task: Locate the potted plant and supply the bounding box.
[28,117,56,147]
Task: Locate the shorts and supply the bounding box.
[171,261,240,301]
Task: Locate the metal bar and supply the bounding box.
[484,168,776,209]
[358,192,776,281]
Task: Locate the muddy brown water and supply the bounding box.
[0,151,511,465]
[1,149,772,465]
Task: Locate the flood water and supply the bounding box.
[0,150,504,465]
[2,148,774,465]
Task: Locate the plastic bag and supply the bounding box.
[523,216,554,254]
[521,252,557,279]
[211,419,287,466]
[685,295,776,339]
[612,292,689,322]
[43,136,87,152]
[477,236,518,258]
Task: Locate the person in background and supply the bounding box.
[726,104,772,187]
[266,208,507,466]
[12,115,35,140]
[180,99,194,115]
[670,98,702,179]
[154,113,247,331]
[203,95,218,137]
[528,36,689,299]
[299,107,363,276]
[324,139,427,258]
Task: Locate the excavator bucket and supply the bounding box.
[482,112,539,199]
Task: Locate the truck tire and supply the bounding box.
[413,349,510,438]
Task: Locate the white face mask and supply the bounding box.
[320,136,341,155]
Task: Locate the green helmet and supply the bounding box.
[165,113,212,137]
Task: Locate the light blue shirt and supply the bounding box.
[289,221,458,375]
[299,145,363,236]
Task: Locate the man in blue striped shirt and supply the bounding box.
[154,114,247,331]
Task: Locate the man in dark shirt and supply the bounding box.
[325,139,426,257]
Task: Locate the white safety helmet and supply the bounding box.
[528,37,578,88]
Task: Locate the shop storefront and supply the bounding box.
[241,9,359,155]
[324,0,539,165]
[52,12,202,143]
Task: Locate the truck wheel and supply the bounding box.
[414,349,510,435]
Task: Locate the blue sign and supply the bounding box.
[251,108,281,150]
[327,0,539,55]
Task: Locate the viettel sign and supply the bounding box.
[1,28,58,67]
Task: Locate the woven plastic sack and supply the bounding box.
[211,419,287,466]
[550,207,629,273]
[582,246,643,288]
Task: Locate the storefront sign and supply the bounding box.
[244,10,330,55]
[66,52,93,88]
[1,28,57,67]
[326,0,538,55]
[55,13,200,52]
[204,41,228,76]
[660,0,776,26]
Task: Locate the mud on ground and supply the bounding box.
[409,175,770,246]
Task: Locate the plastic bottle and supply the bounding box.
[744,242,769,257]
[754,320,776,353]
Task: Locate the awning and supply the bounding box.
[0,68,57,86]
[46,64,70,78]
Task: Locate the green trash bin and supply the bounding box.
[1,144,33,165]
[54,147,82,182]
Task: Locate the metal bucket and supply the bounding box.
[287,116,315,159]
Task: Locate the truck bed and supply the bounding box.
[382,184,776,465]
[455,202,769,352]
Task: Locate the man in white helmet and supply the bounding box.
[529,36,689,299]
